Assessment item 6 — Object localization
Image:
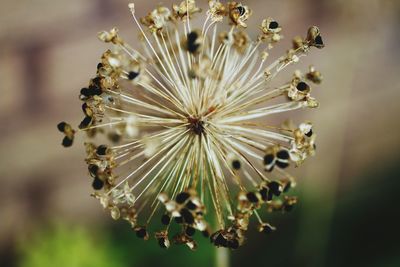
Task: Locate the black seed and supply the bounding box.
[88,164,99,177]
[92,177,104,190]
[80,88,91,97]
[268,181,282,196]
[237,6,246,16]
[135,227,147,239]
[232,160,241,170]
[62,136,73,147]
[79,116,93,129]
[246,192,259,203]
[186,226,196,237]
[128,71,139,80]
[259,187,269,201]
[214,233,227,247]
[187,31,200,53]
[57,122,67,132]
[305,129,313,137]
[296,81,309,92]
[186,200,197,211]
[277,150,290,160]
[108,132,122,143]
[92,77,102,87]
[158,237,168,248]
[276,160,289,169]
[88,167,99,178]
[97,63,103,69]
[315,35,324,46]
[269,21,279,29]
[88,84,102,94]
[91,86,103,96]
[175,216,184,224]
[96,145,108,156]
[262,224,275,234]
[264,154,274,165]
[161,214,171,225]
[176,192,190,204]
[228,239,239,249]
[82,103,88,114]
[181,208,195,224]
[187,31,198,43]
[267,191,274,201]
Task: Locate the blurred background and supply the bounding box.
[1,0,399,266]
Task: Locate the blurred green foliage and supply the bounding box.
[17,223,124,267]
[16,220,215,267]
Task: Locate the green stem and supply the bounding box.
[215,247,229,267]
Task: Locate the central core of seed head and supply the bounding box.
[188,117,205,136]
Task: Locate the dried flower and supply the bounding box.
[58,0,324,250]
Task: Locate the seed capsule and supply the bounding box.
[185,226,196,237]
[232,159,241,170]
[307,26,325,49]
[268,181,283,197]
[187,31,202,54]
[135,227,149,240]
[88,164,99,177]
[269,21,279,30]
[62,136,74,147]
[258,223,276,234]
[176,192,190,204]
[236,6,246,16]
[58,122,75,147]
[79,116,93,129]
[211,231,228,247]
[296,81,310,92]
[259,187,269,202]
[57,122,67,132]
[246,192,260,203]
[157,236,170,249]
[181,208,195,224]
[186,200,197,210]
[96,145,109,156]
[92,177,104,190]
[161,214,171,225]
[227,239,239,250]
[128,71,139,80]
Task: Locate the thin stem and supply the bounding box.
[214,211,230,267]
[215,247,230,267]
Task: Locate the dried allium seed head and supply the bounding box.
[58,0,325,250]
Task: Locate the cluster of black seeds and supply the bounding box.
[264,148,290,172]
[87,144,113,191]
[57,122,75,147]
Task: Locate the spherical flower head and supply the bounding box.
[58,0,325,250]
